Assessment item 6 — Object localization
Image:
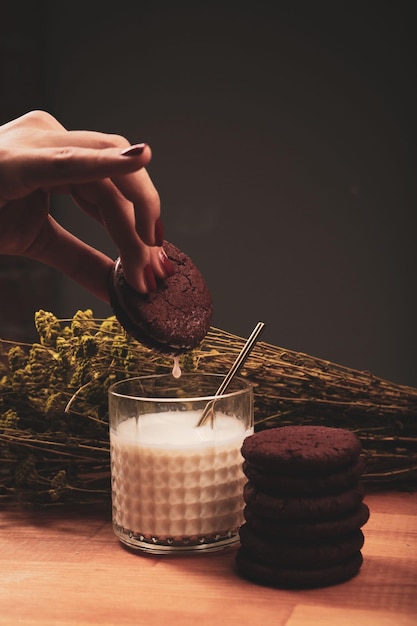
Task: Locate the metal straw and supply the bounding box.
[196,321,265,427]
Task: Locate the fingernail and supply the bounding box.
[144,263,157,292]
[121,143,146,156]
[159,248,176,277]
[154,217,164,246]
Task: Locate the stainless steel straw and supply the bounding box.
[196,321,265,427]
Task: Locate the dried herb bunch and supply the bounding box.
[1,310,416,505]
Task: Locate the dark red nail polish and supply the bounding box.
[154,217,164,246]
[121,143,146,156]
[159,249,176,277]
[144,264,157,292]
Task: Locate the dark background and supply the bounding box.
[1,1,416,386]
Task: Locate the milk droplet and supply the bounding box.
[172,356,181,379]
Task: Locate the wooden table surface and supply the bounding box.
[1,488,416,626]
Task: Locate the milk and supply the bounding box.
[110,410,251,545]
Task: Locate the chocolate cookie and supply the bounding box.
[235,547,363,589]
[243,481,364,522]
[244,502,370,539]
[243,456,365,496]
[108,241,213,354]
[241,426,362,475]
[239,523,365,568]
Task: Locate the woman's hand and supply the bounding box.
[0,110,173,301]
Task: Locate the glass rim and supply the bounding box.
[108,372,253,403]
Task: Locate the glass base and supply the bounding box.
[113,522,240,554]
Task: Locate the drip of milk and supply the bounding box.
[171,356,181,378]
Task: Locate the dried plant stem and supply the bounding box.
[1,312,416,505]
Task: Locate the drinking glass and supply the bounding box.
[109,373,253,553]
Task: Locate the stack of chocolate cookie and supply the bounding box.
[236,425,369,589]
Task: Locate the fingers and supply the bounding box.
[3,110,129,148]
[111,167,161,245]
[92,180,152,293]
[15,187,171,298]
[71,180,169,293]
[26,213,172,299]
[0,111,169,295]
[0,141,162,249]
[0,144,152,204]
[45,130,163,246]
[23,214,115,302]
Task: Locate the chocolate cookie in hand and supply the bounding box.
[108,241,213,354]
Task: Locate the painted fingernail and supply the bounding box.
[154,217,164,246]
[159,248,176,277]
[143,263,157,292]
[121,143,146,156]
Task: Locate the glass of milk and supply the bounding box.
[108,373,253,554]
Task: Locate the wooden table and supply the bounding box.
[1,489,416,626]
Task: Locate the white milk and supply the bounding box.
[110,410,251,540]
